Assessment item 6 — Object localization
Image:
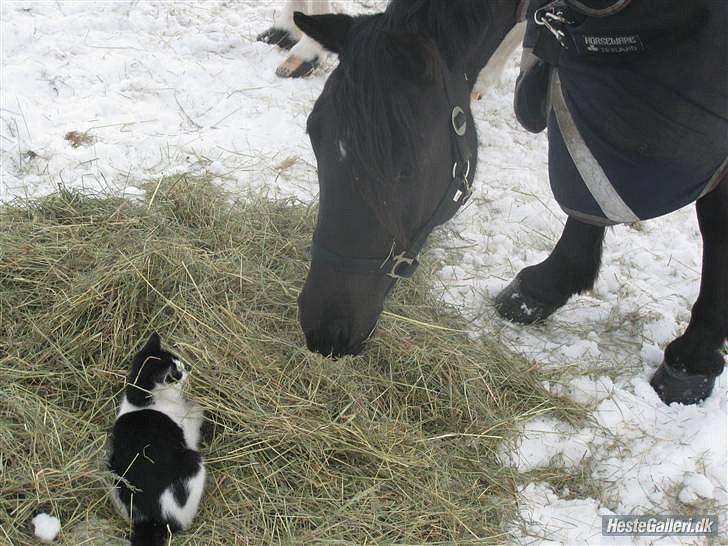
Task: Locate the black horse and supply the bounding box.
[295,0,727,406]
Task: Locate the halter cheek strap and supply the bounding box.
[310,68,474,280]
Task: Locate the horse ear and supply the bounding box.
[293,12,354,54]
[141,332,161,353]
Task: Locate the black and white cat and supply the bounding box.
[109,332,206,546]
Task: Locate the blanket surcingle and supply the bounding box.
[519,0,728,225]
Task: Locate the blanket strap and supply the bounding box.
[532,0,710,64]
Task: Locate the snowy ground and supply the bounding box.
[2,1,725,544]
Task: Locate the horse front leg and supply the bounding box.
[495,217,606,323]
[651,179,728,405]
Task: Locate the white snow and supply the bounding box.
[2,2,726,544]
[31,513,61,543]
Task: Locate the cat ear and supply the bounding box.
[293,12,354,54]
[141,332,161,353]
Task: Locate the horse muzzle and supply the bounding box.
[301,321,373,358]
[297,270,384,358]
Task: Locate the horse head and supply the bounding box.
[297,1,519,357]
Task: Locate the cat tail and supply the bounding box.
[130,520,169,546]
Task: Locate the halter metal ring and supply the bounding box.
[452,159,471,181]
[451,106,467,136]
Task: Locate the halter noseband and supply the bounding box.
[310,68,475,280]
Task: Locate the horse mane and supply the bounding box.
[386,0,500,67]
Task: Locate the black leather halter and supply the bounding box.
[310,68,475,280]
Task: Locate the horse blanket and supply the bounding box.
[521,0,728,225]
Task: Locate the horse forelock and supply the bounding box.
[331,14,439,183]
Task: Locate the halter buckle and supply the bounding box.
[452,159,471,181]
[383,251,418,279]
[452,160,472,204]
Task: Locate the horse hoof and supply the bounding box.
[256,27,297,50]
[275,55,319,78]
[650,362,716,405]
[494,277,558,324]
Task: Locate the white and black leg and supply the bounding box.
[257,0,306,50]
[276,34,323,78]
[275,0,330,78]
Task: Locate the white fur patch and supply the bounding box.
[159,464,207,530]
[151,389,204,449]
[172,358,185,374]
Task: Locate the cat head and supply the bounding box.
[125,332,188,407]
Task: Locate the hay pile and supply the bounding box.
[0,176,580,544]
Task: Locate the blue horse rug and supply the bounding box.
[520,0,728,225]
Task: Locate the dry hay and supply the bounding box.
[0,175,581,544]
